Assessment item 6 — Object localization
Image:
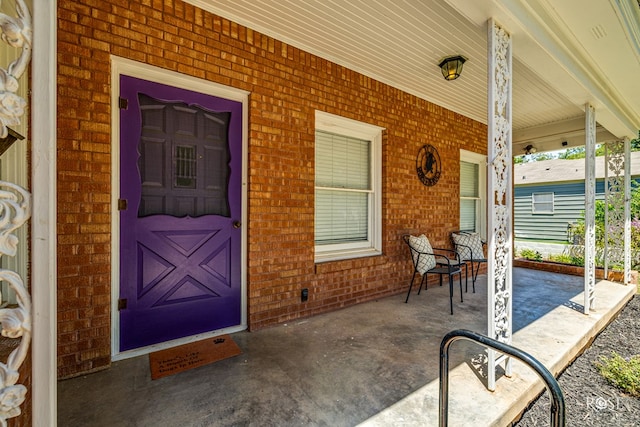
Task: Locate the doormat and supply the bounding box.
[149,335,242,380]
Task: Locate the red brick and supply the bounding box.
[57,0,487,382]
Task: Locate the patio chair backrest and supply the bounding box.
[451,231,485,261]
[403,234,436,274]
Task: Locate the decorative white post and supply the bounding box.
[0,0,30,138]
[486,18,513,392]
[0,183,30,426]
[624,138,631,285]
[604,140,628,281]
[0,1,32,425]
[584,104,596,313]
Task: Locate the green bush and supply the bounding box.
[595,351,640,396]
[548,253,571,263]
[546,254,568,264]
[571,255,585,267]
[569,184,640,270]
[519,248,543,261]
[547,253,585,267]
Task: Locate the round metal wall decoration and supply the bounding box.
[416,144,441,186]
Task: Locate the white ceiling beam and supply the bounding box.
[502,0,640,139]
[513,116,618,155]
[446,0,640,139]
[513,117,616,143]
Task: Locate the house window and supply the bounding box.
[315,111,383,262]
[460,150,487,236]
[532,192,554,214]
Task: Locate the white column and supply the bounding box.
[604,140,626,280]
[604,145,609,277]
[32,0,58,425]
[487,18,513,392]
[584,104,596,313]
[624,138,631,285]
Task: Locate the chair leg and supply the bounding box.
[418,273,427,295]
[463,263,469,292]
[448,274,454,315]
[405,270,418,303]
[459,271,463,302]
[471,262,481,292]
[470,262,477,293]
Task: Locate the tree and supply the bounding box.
[514,152,556,163]
[558,146,586,159]
[517,138,639,162]
[533,140,640,162]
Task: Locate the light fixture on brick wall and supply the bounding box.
[438,55,467,81]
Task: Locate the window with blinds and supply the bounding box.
[532,192,554,214]
[460,160,479,232]
[315,131,371,245]
[314,110,382,262]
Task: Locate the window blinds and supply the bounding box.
[460,161,479,231]
[315,131,371,245]
[460,161,478,197]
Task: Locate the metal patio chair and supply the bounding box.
[450,230,487,293]
[403,234,463,315]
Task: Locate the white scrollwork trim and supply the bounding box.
[605,141,626,271]
[490,21,512,344]
[584,104,597,312]
[0,0,32,424]
[0,0,31,139]
[487,18,513,391]
[0,183,30,426]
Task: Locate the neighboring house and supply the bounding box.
[514,152,640,241]
[3,0,639,424]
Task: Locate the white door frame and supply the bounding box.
[110,57,249,361]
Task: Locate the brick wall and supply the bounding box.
[57,0,487,378]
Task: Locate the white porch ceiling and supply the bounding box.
[186,0,640,153]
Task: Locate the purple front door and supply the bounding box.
[119,75,243,351]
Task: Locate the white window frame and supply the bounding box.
[460,149,487,238]
[314,110,384,262]
[532,192,554,214]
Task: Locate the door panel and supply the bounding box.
[119,75,243,351]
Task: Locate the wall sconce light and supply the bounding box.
[0,128,24,157]
[524,144,537,155]
[438,55,467,81]
[562,141,568,147]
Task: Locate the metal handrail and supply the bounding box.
[439,329,565,427]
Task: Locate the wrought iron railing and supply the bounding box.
[439,329,565,427]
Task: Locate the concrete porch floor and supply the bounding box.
[58,267,635,426]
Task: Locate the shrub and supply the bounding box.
[632,219,640,269]
[569,196,640,270]
[595,351,640,396]
[519,248,543,261]
[548,253,585,267]
[570,255,585,267]
[548,253,571,263]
